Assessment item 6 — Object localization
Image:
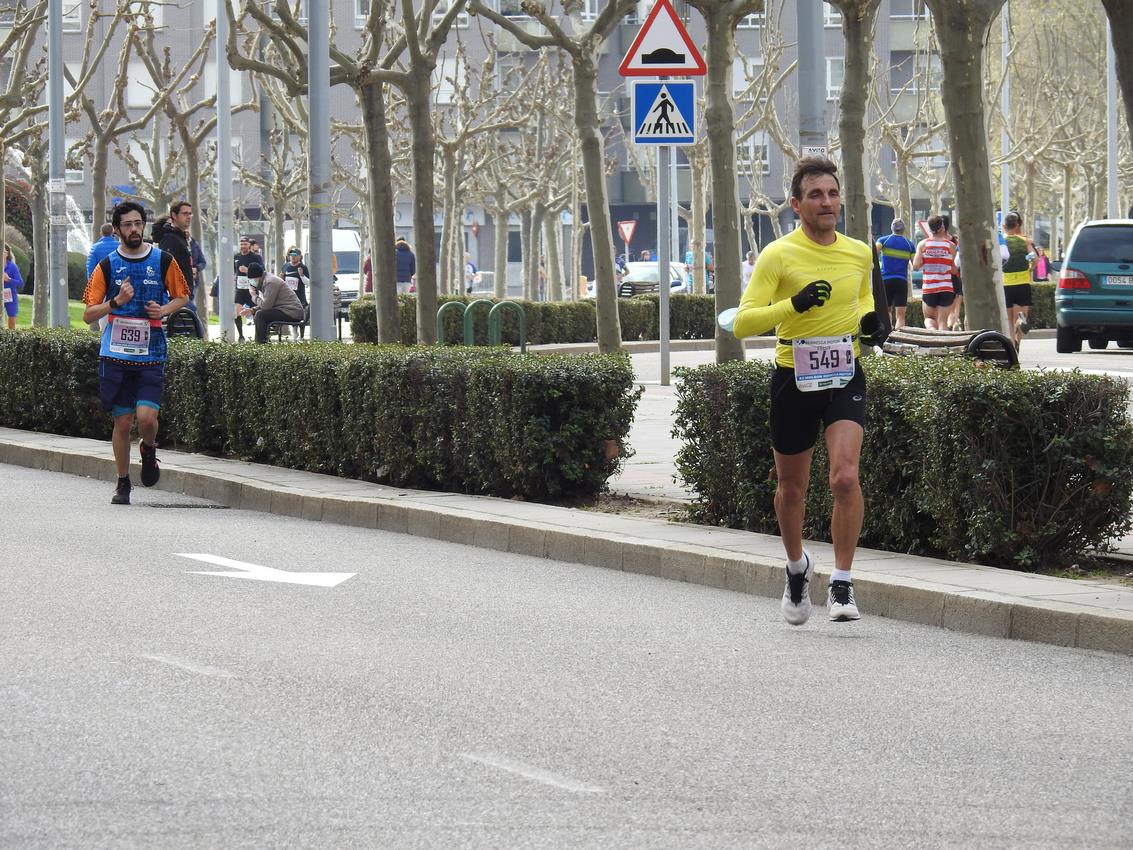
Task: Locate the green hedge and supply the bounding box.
[24,251,90,300]
[674,355,1133,570]
[350,293,719,345]
[0,329,643,502]
[904,283,1055,329]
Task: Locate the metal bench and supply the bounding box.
[882,326,1019,368]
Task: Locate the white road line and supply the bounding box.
[460,753,605,794]
[140,654,236,679]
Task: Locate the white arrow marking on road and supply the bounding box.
[176,553,355,587]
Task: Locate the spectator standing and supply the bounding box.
[3,245,24,330]
[237,261,305,343]
[875,219,915,329]
[394,237,416,294]
[912,215,956,331]
[464,252,480,293]
[363,253,373,294]
[233,236,255,340]
[80,201,189,505]
[741,250,756,285]
[153,202,194,291]
[86,223,119,278]
[1033,246,1050,282]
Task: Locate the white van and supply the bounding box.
[299,228,362,307]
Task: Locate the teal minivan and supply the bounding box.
[1055,220,1133,352]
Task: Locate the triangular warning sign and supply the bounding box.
[619,0,706,77]
[636,85,692,138]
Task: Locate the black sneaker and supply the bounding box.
[139,441,160,487]
[111,477,132,505]
[827,580,861,622]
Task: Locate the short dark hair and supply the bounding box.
[1004,211,1022,229]
[111,201,146,228]
[170,200,192,215]
[927,214,945,234]
[100,223,114,236]
[790,156,840,201]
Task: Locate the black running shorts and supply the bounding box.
[769,362,867,455]
[922,291,955,309]
[1004,283,1032,308]
[883,277,908,308]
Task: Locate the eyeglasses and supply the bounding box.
[118,219,145,230]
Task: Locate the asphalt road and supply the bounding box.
[3,464,1132,848]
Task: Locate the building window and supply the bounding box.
[355,0,369,28]
[499,0,529,18]
[826,56,844,100]
[126,62,153,109]
[580,0,599,20]
[738,11,765,28]
[737,133,770,176]
[62,0,82,32]
[433,0,469,27]
[433,55,464,105]
[272,0,307,24]
[891,0,930,20]
[823,2,840,27]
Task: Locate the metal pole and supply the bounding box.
[658,144,670,387]
[258,28,275,265]
[47,0,68,327]
[307,0,334,340]
[796,0,826,156]
[216,1,235,341]
[1107,21,1119,220]
[1000,6,1010,215]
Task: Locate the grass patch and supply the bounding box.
[12,295,90,329]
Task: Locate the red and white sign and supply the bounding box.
[617,220,638,244]
[619,0,706,77]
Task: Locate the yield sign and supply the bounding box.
[619,0,706,77]
[617,220,637,244]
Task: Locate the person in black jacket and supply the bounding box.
[152,203,193,289]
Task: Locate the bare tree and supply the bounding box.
[1102,0,1133,141]
[469,0,636,352]
[923,0,1008,335]
[686,0,762,363]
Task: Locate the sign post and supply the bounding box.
[617,219,637,267]
[621,0,705,387]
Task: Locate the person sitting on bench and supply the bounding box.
[238,261,305,343]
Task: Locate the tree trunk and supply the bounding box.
[545,213,562,301]
[701,8,744,362]
[927,0,1009,335]
[834,0,880,242]
[405,82,438,343]
[897,153,912,224]
[0,143,6,260]
[91,142,111,238]
[493,204,509,298]
[574,60,621,351]
[360,80,399,343]
[1062,164,1073,256]
[440,148,458,297]
[521,207,535,301]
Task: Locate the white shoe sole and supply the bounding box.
[829,605,861,622]
[781,558,814,626]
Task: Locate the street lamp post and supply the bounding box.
[216,1,235,341]
[47,0,68,328]
[307,1,334,341]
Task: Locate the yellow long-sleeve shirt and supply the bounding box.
[734,228,874,368]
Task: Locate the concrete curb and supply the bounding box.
[4,428,1130,657]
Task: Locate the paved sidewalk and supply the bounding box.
[5,423,1131,656]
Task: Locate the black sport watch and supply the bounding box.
[108,297,119,310]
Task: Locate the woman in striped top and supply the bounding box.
[912,215,957,331]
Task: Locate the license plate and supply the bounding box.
[1107,275,1133,286]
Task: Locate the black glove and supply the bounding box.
[859,311,889,347]
[791,279,832,313]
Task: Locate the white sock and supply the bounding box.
[831,568,853,584]
[786,550,811,575]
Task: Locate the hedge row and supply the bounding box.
[904,282,1055,329]
[349,293,721,345]
[0,329,643,501]
[673,355,1133,570]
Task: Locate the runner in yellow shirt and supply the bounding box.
[733,156,884,625]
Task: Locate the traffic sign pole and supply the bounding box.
[659,142,671,387]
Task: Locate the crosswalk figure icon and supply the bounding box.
[631,81,695,145]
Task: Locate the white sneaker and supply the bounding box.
[827,580,861,622]
[781,552,814,626]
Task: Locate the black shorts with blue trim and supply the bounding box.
[99,359,165,416]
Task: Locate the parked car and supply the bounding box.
[1054,220,1133,352]
[617,262,690,297]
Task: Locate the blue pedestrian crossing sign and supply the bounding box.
[632,81,695,145]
